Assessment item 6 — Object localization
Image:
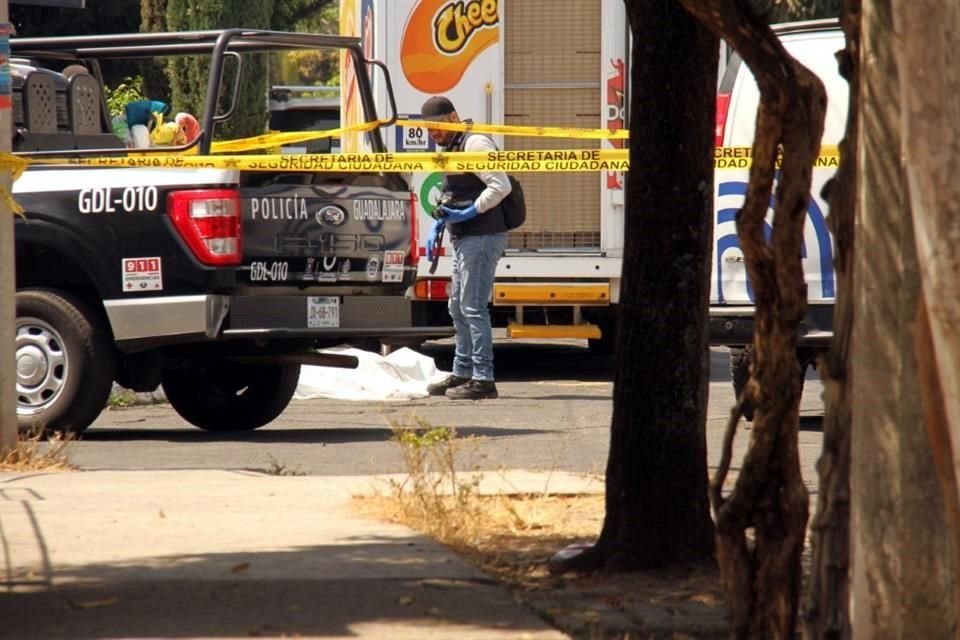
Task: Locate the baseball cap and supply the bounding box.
[421,96,456,118]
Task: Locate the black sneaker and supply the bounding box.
[445,379,498,400]
[427,374,470,396]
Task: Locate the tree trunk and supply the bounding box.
[676,2,825,637]
[0,1,16,455]
[892,0,960,634]
[847,1,957,637]
[802,2,859,638]
[552,0,717,574]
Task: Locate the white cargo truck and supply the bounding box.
[340,3,842,372]
[340,0,630,352]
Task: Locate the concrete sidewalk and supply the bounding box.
[0,469,592,640]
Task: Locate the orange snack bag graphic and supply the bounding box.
[401,0,500,94]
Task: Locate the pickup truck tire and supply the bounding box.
[16,289,116,434]
[161,361,301,431]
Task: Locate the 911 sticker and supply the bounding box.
[382,251,405,282]
[122,257,163,291]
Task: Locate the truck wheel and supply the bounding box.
[16,289,116,434]
[161,362,300,431]
[729,346,755,421]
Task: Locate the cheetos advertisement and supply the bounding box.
[399,0,500,94]
[340,0,501,156]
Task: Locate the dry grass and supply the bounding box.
[0,429,75,472]
[356,420,728,639]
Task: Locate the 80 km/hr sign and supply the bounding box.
[396,115,433,152]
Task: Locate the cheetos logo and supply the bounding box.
[434,0,499,54]
[401,0,500,93]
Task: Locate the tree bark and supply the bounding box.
[802,2,858,638]
[892,0,960,635]
[552,0,717,575]
[0,1,16,455]
[676,2,825,637]
[847,2,957,637]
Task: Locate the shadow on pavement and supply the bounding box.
[0,542,549,639]
[420,340,615,382]
[421,340,737,383]
[80,425,555,444]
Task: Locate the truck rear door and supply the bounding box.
[240,179,415,288]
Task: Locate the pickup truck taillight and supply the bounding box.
[169,189,242,266]
[715,92,731,147]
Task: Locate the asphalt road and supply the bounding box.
[79,340,825,485]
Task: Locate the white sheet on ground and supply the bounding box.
[294,346,450,401]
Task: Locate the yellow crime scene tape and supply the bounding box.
[0,116,840,176]
[395,119,630,140]
[714,144,840,169]
[208,118,627,155]
[28,149,631,173]
[16,145,838,173]
[210,120,385,153]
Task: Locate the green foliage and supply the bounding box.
[754,0,841,22]
[11,1,140,36]
[139,0,172,104]
[104,77,146,118]
[166,0,274,140]
[270,1,339,87]
[270,0,336,30]
[388,418,486,545]
[12,1,142,89]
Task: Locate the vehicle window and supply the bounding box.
[268,108,340,153]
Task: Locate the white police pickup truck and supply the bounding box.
[710,20,847,407]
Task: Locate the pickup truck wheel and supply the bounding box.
[161,362,300,431]
[16,289,116,434]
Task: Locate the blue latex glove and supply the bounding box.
[426,219,445,261]
[439,204,479,224]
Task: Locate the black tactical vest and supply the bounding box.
[441,130,508,238]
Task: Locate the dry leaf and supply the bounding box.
[231,562,250,574]
[397,595,415,606]
[689,592,719,606]
[69,597,119,609]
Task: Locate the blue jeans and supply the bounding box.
[448,232,508,382]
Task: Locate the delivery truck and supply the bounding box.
[340,0,630,353]
[340,1,839,374]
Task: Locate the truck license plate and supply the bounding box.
[307,296,339,328]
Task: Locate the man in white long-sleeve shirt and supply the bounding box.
[422,96,511,401]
